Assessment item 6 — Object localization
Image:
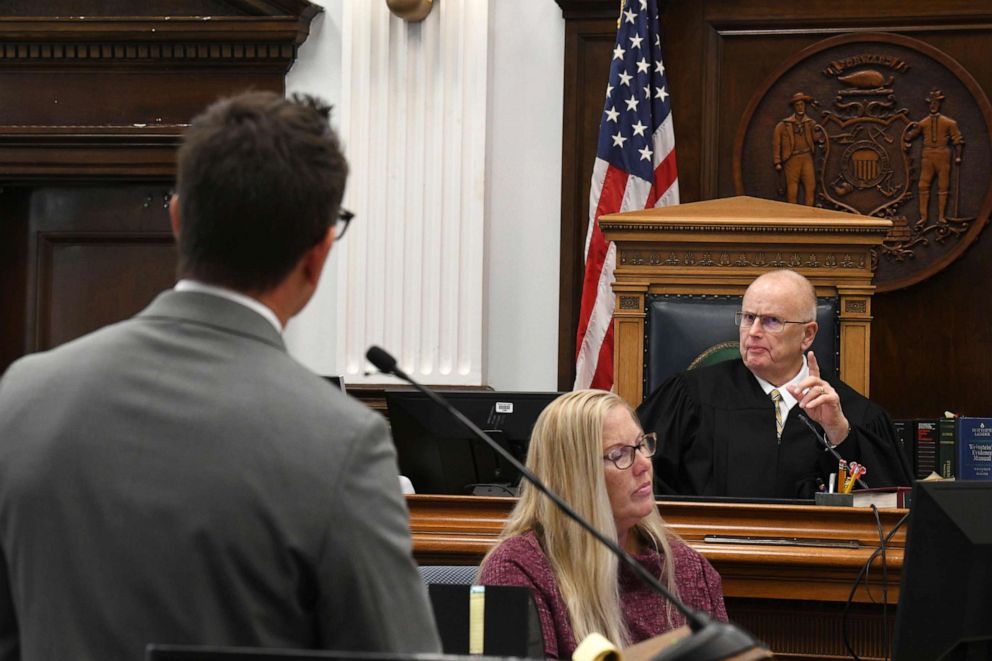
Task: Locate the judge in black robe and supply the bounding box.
[637,358,913,499]
[637,269,913,500]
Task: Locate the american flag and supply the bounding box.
[574,0,679,391]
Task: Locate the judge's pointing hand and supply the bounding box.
[787,351,850,446]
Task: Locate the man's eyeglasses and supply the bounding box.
[603,432,657,470]
[735,311,812,334]
[335,208,355,239]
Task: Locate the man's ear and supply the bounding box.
[302,227,335,287]
[802,321,818,351]
[168,194,182,240]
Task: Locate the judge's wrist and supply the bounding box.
[826,419,852,447]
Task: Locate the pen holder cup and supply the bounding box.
[814,492,854,507]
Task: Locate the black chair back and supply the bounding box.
[644,294,838,395]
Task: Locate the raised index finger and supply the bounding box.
[807,351,820,378]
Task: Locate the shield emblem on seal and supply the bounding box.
[817,83,913,219]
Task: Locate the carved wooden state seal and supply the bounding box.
[734,32,992,292]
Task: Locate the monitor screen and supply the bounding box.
[385,390,563,496]
[892,480,992,660]
[322,376,346,393]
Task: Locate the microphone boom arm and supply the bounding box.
[797,412,869,490]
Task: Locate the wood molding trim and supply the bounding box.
[0,129,182,181]
[0,17,311,48]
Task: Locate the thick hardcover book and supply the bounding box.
[912,419,938,480]
[814,486,913,508]
[851,486,913,509]
[956,417,992,481]
[937,416,957,479]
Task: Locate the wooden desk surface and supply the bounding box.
[407,494,907,604]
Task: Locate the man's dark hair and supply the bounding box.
[174,91,348,292]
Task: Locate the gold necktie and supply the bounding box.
[770,389,784,439]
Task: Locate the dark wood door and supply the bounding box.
[15,186,176,355]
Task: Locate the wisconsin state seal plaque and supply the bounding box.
[734,32,992,292]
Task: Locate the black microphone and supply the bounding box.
[797,411,869,490]
[367,345,765,661]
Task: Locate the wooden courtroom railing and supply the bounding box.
[408,495,908,660]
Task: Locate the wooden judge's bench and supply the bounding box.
[409,198,903,659]
[408,495,906,661]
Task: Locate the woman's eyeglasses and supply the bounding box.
[603,432,657,469]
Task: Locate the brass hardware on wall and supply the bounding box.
[386,0,434,22]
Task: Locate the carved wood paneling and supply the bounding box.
[728,598,896,661]
[0,1,318,371]
[555,0,992,416]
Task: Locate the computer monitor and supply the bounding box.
[892,480,992,660]
[385,390,563,496]
[322,376,346,394]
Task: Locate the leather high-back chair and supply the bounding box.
[644,294,838,395]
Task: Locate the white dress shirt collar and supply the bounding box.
[753,354,810,416]
[174,279,283,333]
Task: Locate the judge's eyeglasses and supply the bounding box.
[735,311,812,334]
[603,432,657,470]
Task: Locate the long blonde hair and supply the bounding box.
[480,390,680,647]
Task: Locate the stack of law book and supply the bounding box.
[893,414,992,482]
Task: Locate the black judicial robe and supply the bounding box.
[637,359,913,499]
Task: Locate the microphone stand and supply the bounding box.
[797,412,869,490]
[367,346,765,661]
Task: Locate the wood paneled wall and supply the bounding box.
[555,0,992,418]
[0,1,317,372]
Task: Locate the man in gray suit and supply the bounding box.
[0,92,441,660]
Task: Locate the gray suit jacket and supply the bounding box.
[0,290,440,660]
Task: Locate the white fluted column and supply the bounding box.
[337,0,488,385]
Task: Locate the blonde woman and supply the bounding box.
[479,390,726,658]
